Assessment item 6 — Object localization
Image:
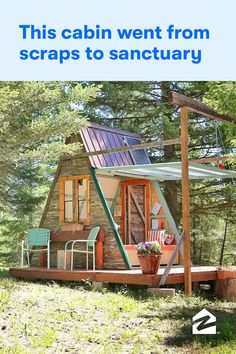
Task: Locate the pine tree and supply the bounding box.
[0,81,100,265]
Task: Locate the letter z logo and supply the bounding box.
[192,308,216,334]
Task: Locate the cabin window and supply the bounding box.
[64,180,73,221]
[58,176,90,224]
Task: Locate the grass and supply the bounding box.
[0,268,235,353]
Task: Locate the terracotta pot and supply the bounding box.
[138,253,162,274]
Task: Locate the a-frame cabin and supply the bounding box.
[10,93,236,298]
[39,123,184,270]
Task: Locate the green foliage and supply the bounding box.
[0,82,100,264]
[204,82,236,117]
[204,82,236,150]
[0,161,57,266]
[0,82,100,169]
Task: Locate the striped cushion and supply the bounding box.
[148,230,166,245]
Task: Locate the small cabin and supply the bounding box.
[39,123,182,269]
[37,122,236,271]
[11,93,236,298]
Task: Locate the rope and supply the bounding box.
[215,121,226,155]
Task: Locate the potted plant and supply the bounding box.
[137,241,162,274]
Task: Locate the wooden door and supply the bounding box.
[121,180,150,244]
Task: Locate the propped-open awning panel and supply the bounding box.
[96,162,236,181]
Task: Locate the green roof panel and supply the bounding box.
[96,162,236,181]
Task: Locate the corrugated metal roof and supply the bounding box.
[79,123,151,168]
[96,162,236,181]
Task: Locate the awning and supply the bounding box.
[96,162,236,181]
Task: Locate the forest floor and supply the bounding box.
[0,268,235,354]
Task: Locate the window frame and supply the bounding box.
[58,175,90,225]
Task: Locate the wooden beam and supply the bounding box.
[181,107,192,296]
[145,183,150,242]
[170,92,236,123]
[61,138,181,160]
[121,179,151,186]
[191,155,233,164]
[127,186,131,244]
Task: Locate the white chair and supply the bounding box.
[21,228,51,269]
[64,227,100,271]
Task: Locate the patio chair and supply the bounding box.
[64,226,100,271]
[21,228,51,269]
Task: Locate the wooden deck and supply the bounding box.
[10,266,236,287]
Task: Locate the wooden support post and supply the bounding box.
[145,183,150,242]
[95,229,105,270]
[127,186,131,244]
[39,248,47,267]
[181,107,192,296]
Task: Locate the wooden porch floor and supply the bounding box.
[10,266,234,287]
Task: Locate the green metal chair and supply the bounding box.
[21,228,51,269]
[64,227,100,271]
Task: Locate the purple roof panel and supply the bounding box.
[93,129,114,167]
[80,127,102,168]
[79,123,151,168]
[104,131,121,166]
